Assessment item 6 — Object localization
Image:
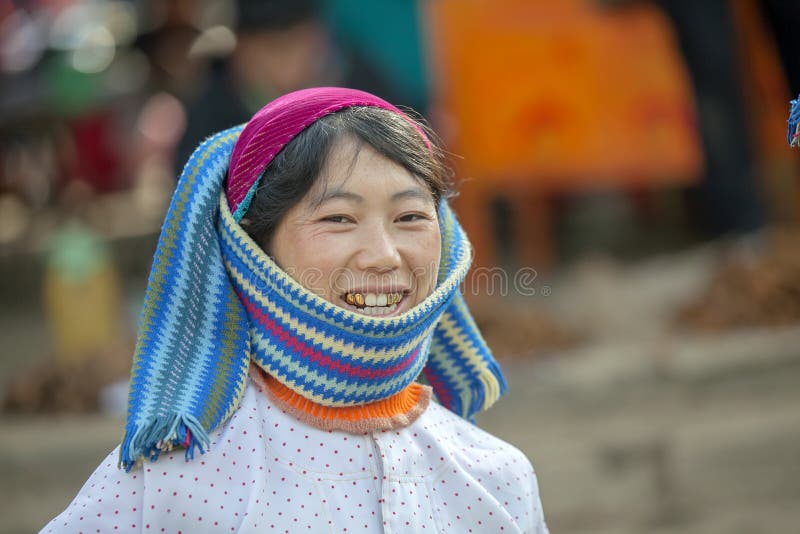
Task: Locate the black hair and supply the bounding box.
[239,106,453,251]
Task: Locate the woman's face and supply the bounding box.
[269,137,441,317]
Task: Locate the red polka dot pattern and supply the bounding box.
[42,378,548,533]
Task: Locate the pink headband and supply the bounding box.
[226,87,430,221]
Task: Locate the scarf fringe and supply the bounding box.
[468,359,508,422]
[119,414,210,471]
[425,353,508,423]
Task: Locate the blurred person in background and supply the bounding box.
[176,0,398,170]
[134,1,207,102]
[599,0,771,238]
[652,0,767,238]
[41,181,124,366]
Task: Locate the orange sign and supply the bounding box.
[426,0,702,190]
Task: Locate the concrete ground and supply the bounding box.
[2,246,799,533]
[480,326,800,534]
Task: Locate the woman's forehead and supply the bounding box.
[306,140,435,207]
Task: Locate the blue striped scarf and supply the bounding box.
[120,126,507,471]
[789,94,800,148]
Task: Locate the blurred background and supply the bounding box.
[1,0,799,532]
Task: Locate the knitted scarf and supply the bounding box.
[789,94,800,148]
[120,88,507,471]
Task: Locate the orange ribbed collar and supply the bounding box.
[249,365,431,433]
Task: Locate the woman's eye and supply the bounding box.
[397,213,430,223]
[321,215,353,224]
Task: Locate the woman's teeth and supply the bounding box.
[344,292,402,311]
[356,303,398,316]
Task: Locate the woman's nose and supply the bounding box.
[355,224,402,272]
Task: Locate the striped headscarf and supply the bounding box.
[120,88,507,471]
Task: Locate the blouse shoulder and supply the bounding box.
[417,400,534,465]
[373,400,548,533]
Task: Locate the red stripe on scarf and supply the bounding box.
[422,367,453,409]
[239,291,421,380]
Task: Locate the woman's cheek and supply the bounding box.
[405,227,441,286]
[418,224,442,263]
[305,232,358,286]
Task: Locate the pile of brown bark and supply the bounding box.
[2,347,130,414]
[469,297,581,360]
[676,228,800,331]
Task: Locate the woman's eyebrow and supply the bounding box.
[314,190,364,205]
[391,188,433,203]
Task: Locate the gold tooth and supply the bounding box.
[355,293,365,307]
[345,293,355,305]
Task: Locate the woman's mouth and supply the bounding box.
[342,291,405,317]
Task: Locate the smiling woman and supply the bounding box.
[42,88,549,533]
[267,135,442,318]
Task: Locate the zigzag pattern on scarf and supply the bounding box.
[122,127,251,471]
[789,95,800,148]
[120,124,507,471]
[218,191,462,406]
